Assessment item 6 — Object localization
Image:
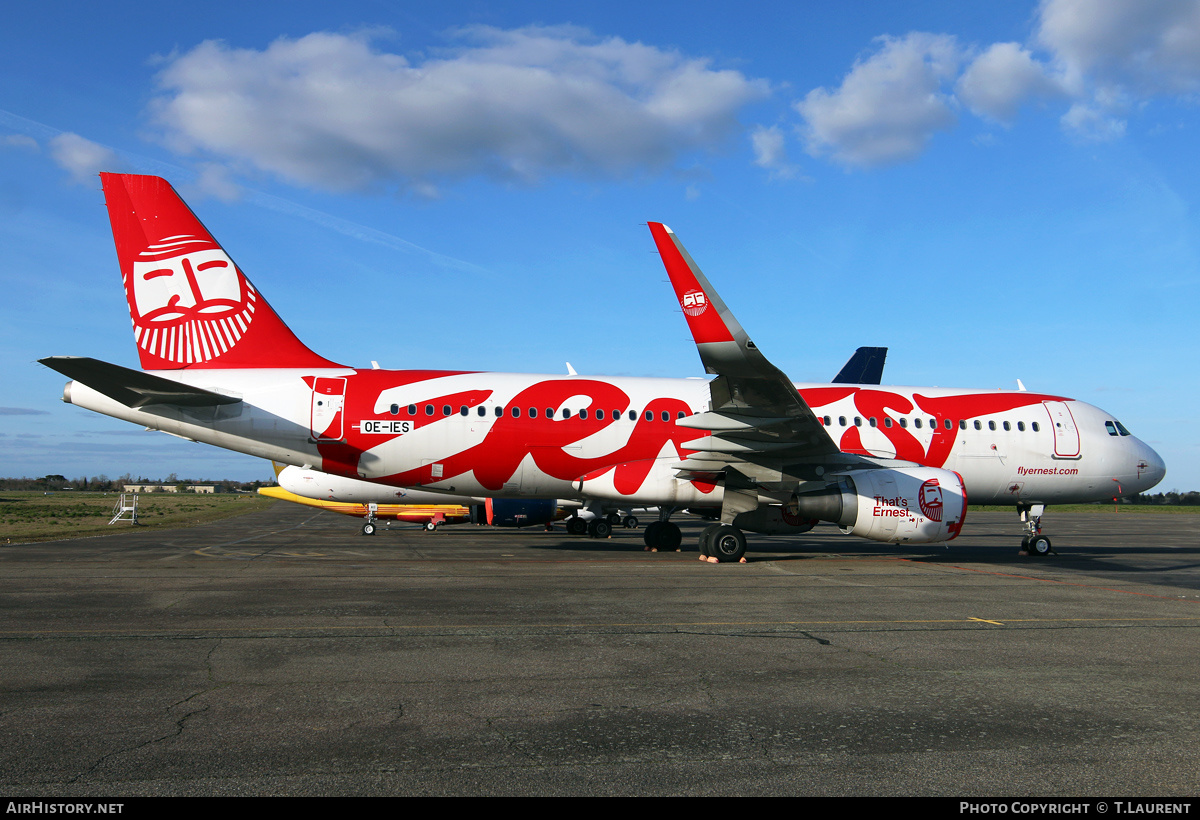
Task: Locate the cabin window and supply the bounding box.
[442,405,451,416]
[823,415,832,426]
[460,406,469,417]
[839,416,846,426]
[390,404,399,416]
[425,405,434,416]
[943,419,951,430]
[629,410,637,421]
[1017,421,1026,431]
[495,406,503,417]
[579,408,588,420]
[662,411,670,422]
[884,417,893,428]
[1003,421,1011,431]
[854,417,862,427]
[478,406,486,417]
[988,420,996,431]
[407,404,417,416]
[678,411,687,420]
[529,407,537,418]
[913,418,922,429]
[511,407,520,418]
[868,417,877,428]
[959,420,967,430]
[645,411,654,421]
[1031,422,1040,432]
[899,418,908,429]
[974,420,982,430]
[546,408,554,419]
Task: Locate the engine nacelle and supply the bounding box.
[472,498,558,528]
[791,466,967,544]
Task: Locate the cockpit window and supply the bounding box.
[1105,421,1119,436]
[1115,420,1131,436]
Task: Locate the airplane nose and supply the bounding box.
[1135,441,1167,491]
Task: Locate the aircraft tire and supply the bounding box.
[424,521,438,532]
[643,521,681,550]
[588,518,612,539]
[623,515,638,529]
[698,523,721,557]
[1028,535,1052,556]
[568,517,589,536]
[362,522,376,536]
[607,512,622,526]
[710,525,746,563]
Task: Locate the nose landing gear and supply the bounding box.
[1018,503,1053,556]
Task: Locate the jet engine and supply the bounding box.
[790,466,967,543]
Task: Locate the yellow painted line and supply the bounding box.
[969,617,1005,625]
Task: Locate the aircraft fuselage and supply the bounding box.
[62,367,1165,508]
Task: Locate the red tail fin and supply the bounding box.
[101,173,341,370]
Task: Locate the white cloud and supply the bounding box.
[190,163,241,202]
[1061,101,1129,140]
[1037,0,1200,96]
[957,42,1062,123]
[1035,0,1200,139]
[750,124,801,179]
[2,134,39,151]
[150,27,768,192]
[794,0,1200,166]
[795,33,962,168]
[48,133,120,183]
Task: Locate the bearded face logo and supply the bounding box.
[680,289,709,317]
[918,478,944,522]
[126,235,256,365]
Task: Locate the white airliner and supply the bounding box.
[42,174,1165,561]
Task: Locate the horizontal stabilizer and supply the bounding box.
[39,356,241,408]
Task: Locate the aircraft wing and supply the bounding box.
[39,356,242,408]
[648,223,840,476]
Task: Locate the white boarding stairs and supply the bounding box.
[109,493,139,525]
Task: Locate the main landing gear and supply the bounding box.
[643,519,682,551]
[564,508,642,538]
[564,514,614,538]
[698,523,747,563]
[1018,502,1053,556]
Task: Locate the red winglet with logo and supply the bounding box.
[648,222,736,346]
[101,173,342,370]
[647,221,839,458]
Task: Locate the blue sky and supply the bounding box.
[1,0,1196,490]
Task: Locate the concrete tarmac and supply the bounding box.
[2,503,1198,796]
